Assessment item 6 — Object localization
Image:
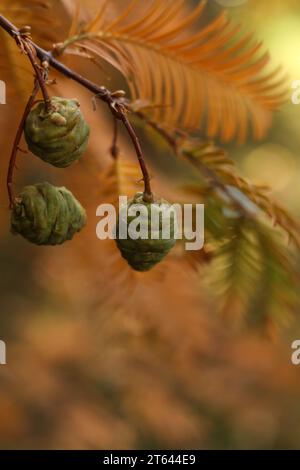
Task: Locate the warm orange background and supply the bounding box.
[0,0,299,449]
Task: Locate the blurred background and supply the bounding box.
[0,0,300,450]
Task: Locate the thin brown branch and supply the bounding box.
[0,14,153,202]
[132,108,179,152]
[121,113,153,202]
[7,80,40,208]
[110,117,119,160]
[22,41,51,112]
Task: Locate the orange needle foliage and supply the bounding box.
[58,0,287,142]
[0,0,299,451]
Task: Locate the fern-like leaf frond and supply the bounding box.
[181,141,300,248]
[59,0,286,143]
[208,216,299,329]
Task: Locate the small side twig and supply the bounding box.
[7,80,40,208]
[120,113,153,202]
[10,24,51,112]
[133,108,180,153]
[23,42,51,112]
[94,93,153,201]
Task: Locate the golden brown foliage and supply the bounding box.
[0,0,300,451]
[182,141,300,248]
[57,0,287,143]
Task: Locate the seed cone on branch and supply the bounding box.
[11,182,87,245]
[116,192,177,272]
[24,97,90,168]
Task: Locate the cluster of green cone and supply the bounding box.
[11,97,89,246]
[11,97,177,270]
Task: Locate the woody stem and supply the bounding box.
[23,42,51,112]
[7,80,40,208]
[121,115,153,202]
[110,117,119,159]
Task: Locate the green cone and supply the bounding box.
[11,182,87,245]
[24,97,90,168]
[116,192,177,271]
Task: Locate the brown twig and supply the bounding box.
[8,23,50,112]
[132,108,180,153]
[7,80,40,208]
[121,113,153,202]
[110,117,119,159]
[22,41,51,112]
[0,13,153,203]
